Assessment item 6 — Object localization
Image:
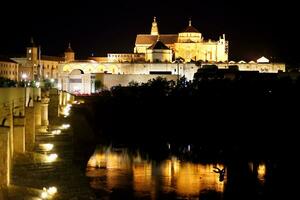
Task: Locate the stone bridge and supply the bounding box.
[0,87,74,195]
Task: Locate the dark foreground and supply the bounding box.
[71,75,299,199]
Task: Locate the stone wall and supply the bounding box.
[95,74,178,89]
[0,127,10,187]
[49,89,59,123]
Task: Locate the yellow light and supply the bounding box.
[41,191,48,199]
[61,124,70,129]
[57,83,62,90]
[47,186,57,195]
[52,130,61,135]
[46,154,58,162]
[41,187,48,199]
[257,164,266,182]
[39,143,54,151]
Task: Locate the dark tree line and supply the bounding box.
[74,68,299,162]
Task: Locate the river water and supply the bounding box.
[86,146,269,200]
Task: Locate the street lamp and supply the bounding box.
[21,73,28,87]
[21,73,27,81]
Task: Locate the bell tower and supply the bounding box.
[151,17,159,35]
[26,37,38,63]
[64,42,75,62]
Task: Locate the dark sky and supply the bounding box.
[0,0,298,65]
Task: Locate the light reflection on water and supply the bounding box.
[257,164,266,183]
[86,147,227,199]
[248,162,267,184]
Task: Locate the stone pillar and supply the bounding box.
[34,101,41,127]
[13,117,25,153]
[25,107,35,151]
[33,88,41,102]
[70,94,75,103]
[49,89,59,122]
[0,127,10,187]
[5,104,14,159]
[41,97,50,126]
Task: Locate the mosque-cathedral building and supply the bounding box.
[135,17,228,63]
[0,17,285,94]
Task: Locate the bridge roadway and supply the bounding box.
[0,89,96,200]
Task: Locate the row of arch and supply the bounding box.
[63,63,120,74]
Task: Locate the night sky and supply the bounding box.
[0,0,298,66]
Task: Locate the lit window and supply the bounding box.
[29,49,32,53]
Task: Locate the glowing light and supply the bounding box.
[61,124,70,129]
[72,100,81,105]
[41,186,58,199]
[46,153,58,162]
[50,78,55,83]
[57,83,62,90]
[257,56,269,63]
[41,191,48,199]
[39,143,54,151]
[86,149,226,196]
[36,81,40,88]
[52,130,61,135]
[61,104,72,117]
[47,186,57,195]
[21,73,28,79]
[257,164,266,183]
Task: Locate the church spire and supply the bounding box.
[151,16,159,35]
[65,42,74,52]
[189,17,192,26]
[29,37,37,47]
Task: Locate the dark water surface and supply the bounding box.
[85,146,274,200]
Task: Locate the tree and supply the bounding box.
[95,80,104,91]
[0,77,17,87]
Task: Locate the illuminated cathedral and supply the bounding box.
[135,17,228,63]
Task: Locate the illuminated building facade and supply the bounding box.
[11,38,71,81]
[135,17,228,62]
[0,56,19,81]
[0,19,286,94]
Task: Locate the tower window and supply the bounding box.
[28,49,32,53]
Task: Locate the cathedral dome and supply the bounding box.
[182,25,200,33]
[181,19,200,33]
[178,19,202,43]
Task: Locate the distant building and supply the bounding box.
[89,56,108,62]
[0,56,19,81]
[107,53,144,63]
[135,17,228,62]
[57,15,285,95]
[11,38,72,81]
[145,40,172,62]
[0,18,286,94]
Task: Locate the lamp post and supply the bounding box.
[21,73,28,87]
